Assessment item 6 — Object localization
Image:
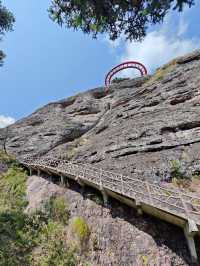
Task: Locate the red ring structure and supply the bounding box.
[105,61,148,87]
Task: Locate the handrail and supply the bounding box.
[20,156,200,225]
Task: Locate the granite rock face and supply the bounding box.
[1,50,200,183]
[1,50,200,265]
[25,175,199,266]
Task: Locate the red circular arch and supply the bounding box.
[105,61,147,87]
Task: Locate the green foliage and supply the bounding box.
[140,254,149,266]
[49,0,195,41]
[90,194,103,205]
[0,167,75,265]
[111,77,129,84]
[0,166,28,211]
[0,1,15,66]
[0,211,35,266]
[65,146,78,160]
[67,95,78,103]
[43,196,70,225]
[0,166,34,265]
[169,159,192,188]
[65,138,87,160]
[0,163,91,265]
[0,1,14,34]
[92,235,99,251]
[32,221,77,266]
[0,50,5,66]
[192,198,200,206]
[0,149,16,166]
[169,159,184,179]
[70,216,90,244]
[192,174,200,181]
[0,210,76,266]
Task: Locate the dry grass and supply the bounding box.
[0,150,16,165]
[65,137,88,160]
[145,59,177,86]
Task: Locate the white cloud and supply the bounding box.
[108,14,200,77]
[0,115,15,128]
[104,35,123,49]
[177,17,189,37]
[121,32,200,77]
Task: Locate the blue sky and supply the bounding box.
[0,0,200,127]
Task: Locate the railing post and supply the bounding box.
[145,181,153,206]
[178,190,191,220]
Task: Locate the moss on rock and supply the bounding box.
[70,216,90,243]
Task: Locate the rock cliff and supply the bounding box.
[25,174,200,265]
[1,50,200,183]
[1,49,200,265]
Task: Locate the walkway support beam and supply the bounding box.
[101,190,108,207]
[20,157,200,263]
[60,175,65,186]
[135,199,143,216]
[29,168,32,176]
[184,220,198,263]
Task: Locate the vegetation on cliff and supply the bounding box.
[0,151,91,266]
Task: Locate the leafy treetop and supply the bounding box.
[0,1,15,66]
[49,0,195,41]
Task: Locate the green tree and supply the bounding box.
[49,0,194,41]
[0,1,15,66]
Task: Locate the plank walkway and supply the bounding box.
[21,156,200,262]
[21,156,200,226]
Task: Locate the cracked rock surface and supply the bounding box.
[1,49,200,265]
[26,175,200,266]
[1,50,200,183]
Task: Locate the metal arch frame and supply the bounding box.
[105,61,148,87]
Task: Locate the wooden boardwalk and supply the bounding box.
[21,156,200,262]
